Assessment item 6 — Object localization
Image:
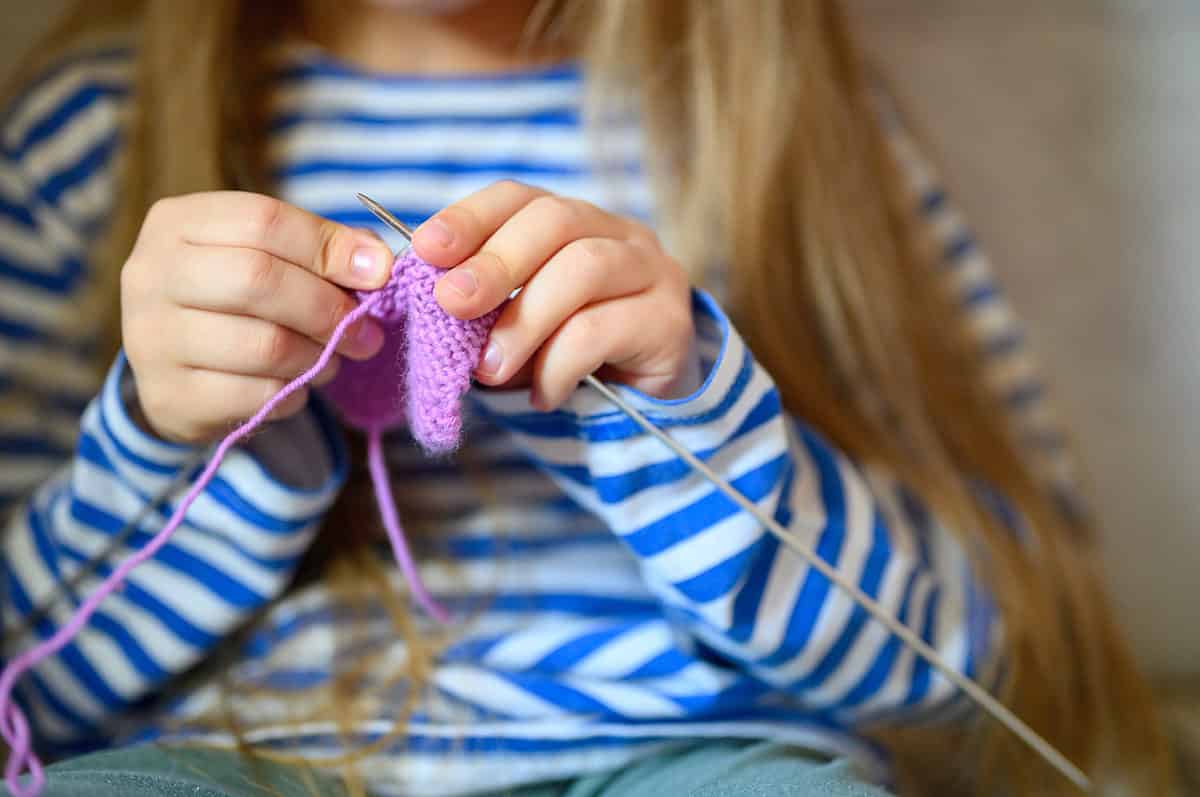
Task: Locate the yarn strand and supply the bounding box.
[0,298,380,797]
[366,425,449,622]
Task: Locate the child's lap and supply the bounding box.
[8,740,892,796]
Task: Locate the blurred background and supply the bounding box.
[2,0,1196,696]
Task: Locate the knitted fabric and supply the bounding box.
[0,251,500,797]
[323,250,501,452]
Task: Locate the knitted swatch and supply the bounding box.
[0,250,501,797]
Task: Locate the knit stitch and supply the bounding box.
[323,250,501,452]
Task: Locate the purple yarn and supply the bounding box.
[323,250,500,453]
[0,251,500,796]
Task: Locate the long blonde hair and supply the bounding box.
[12,0,1171,792]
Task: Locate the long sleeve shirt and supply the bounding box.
[0,41,1078,796]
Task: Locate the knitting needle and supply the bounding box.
[353,194,1092,792]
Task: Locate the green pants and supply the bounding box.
[10,741,892,796]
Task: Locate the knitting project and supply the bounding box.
[0,250,500,797]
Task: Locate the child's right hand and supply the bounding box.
[121,191,395,444]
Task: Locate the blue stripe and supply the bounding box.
[74,433,298,574]
[962,282,999,306]
[758,428,850,668]
[672,536,769,604]
[94,408,179,476]
[0,433,69,458]
[495,672,612,716]
[792,511,893,694]
[0,375,92,415]
[276,158,635,180]
[903,586,942,708]
[835,567,923,708]
[38,131,119,208]
[66,499,266,609]
[22,668,96,734]
[270,109,580,132]
[274,58,580,86]
[3,560,127,712]
[0,193,37,228]
[440,530,611,560]
[626,648,693,680]
[1,45,129,134]
[943,234,976,264]
[12,82,127,158]
[620,453,789,558]
[533,621,647,673]
[55,544,217,649]
[552,389,782,504]
[919,189,946,215]
[0,255,86,293]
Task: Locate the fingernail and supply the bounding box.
[478,340,503,375]
[425,218,454,248]
[354,320,384,354]
[442,267,477,298]
[351,247,386,284]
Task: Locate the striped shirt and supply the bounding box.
[0,42,1075,795]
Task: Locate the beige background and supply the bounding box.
[1,1,1196,677]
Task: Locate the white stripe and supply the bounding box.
[482,617,613,670]
[573,622,676,679]
[21,97,121,188]
[271,123,642,168]
[272,79,581,119]
[4,59,130,148]
[434,666,567,718]
[563,677,683,718]
[285,171,653,217]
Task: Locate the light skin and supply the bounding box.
[124,0,697,444]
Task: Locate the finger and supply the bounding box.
[170,245,385,359]
[154,191,394,290]
[411,180,548,267]
[529,300,686,411]
[471,237,653,386]
[311,355,341,387]
[173,309,340,380]
[166,370,310,442]
[436,195,633,320]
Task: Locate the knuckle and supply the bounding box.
[252,324,293,369]
[567,238,616,282]
[237,250,282,302]
[529,195,582,238]
[244,195,285,243]
[318,295,354,340]
[494,178,533,199]
[565,312,604,350]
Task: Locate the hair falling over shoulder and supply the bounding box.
[12,0,1176,792]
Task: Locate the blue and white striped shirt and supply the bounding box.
[0,41,1075,795]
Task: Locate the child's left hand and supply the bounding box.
[412,181,699,411]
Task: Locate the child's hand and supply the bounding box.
[121,191,395,443]
[412,181,697,410]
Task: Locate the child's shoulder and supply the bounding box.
[2,36,133,169]
[1,36,133,223]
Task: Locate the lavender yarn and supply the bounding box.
[323,250,500,452]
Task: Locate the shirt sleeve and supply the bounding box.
[879,95,1085,522]
[470,289,1000,723]
[0,50,348,755]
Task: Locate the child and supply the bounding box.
[0,1,1170,794]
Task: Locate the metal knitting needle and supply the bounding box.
[354,194,1091,792]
